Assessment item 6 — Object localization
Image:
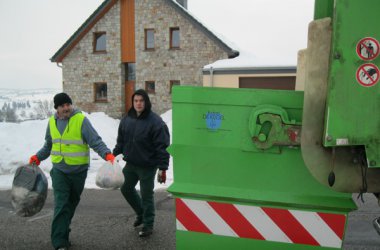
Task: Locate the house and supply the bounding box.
[202,51,300,90]
[50,0,238,118]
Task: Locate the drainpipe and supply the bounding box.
[210,67,214,87]
[56,62,62,68]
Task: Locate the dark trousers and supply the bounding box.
[120,164,157,228]
[50,168,87,249]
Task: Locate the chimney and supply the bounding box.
[176,0,187,9]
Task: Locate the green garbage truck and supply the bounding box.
[168,0,380,249]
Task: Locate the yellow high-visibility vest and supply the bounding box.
[49,113,89,165]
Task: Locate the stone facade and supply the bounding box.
[62,3,124,118]
[60,0,230,117]
[135,0,229,114]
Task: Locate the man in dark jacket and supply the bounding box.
[113,89,170,237]
[29,93,115,250]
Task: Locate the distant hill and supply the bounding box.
[0,88,61,122]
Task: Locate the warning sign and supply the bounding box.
[356,63,379,87]
[356,37,379,60]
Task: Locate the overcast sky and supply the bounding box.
[0,0,314,89]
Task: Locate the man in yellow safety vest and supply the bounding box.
[29,92,115,250]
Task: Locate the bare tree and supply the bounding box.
[20,110,27,119]
[5,108,18,123]
[33,100,54,119]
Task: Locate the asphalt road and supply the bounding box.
[0,189,176,250]
[343,193,380,250]
[0,190,380,250]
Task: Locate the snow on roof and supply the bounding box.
[203,50,297,71]
[170,0,240,54]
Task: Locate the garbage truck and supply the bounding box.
[168,0,380,249]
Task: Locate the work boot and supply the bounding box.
[138,227,153,237]
[133,216,143,227]
[373,217,380,235]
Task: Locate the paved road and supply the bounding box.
[343,193,380,250]
[0,190,380,249]
[0,189,175,250]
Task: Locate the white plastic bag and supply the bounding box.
[95,161,124,189]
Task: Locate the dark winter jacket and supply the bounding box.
[113,89,170,170]
[36,109,111,174]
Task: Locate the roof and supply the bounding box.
[51,0,117,63]
[167,0,239,58]
[51,0,239,63]
[202,50,297,74]
[202,66,297,75]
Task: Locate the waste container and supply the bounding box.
[168,86,356,250]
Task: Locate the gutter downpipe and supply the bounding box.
[210,67,214,87]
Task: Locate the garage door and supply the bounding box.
[239,76,296,90]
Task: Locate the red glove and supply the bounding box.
[105,153,115,164]
[29,155,40,166]
[157,170,166,184]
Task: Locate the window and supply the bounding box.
[145,29,155,50]
[94,32,106,52]
[170,27,180,49]
[94,83,107,102]
[125,63,136,81]
[170,80,180,94]
[145,81,155,94]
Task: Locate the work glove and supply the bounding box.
[157,170,166,184]
[29,155,41,166]
[105,153,115,164]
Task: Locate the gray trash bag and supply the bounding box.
[11,164,48,217]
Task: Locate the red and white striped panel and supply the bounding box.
[176,198,346,248]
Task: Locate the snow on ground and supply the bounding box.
[0,103,173,191]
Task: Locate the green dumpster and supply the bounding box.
[168,86,356,249]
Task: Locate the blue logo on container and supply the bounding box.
[204,112,224,130]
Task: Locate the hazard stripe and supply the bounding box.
[318,212,345,239]
[235,204,292,243]
[176,198,211,233]
[290,210,342,248]
[175,198,345,248]
[176,219,187,231]
[262,207,320,246]
[182,199,238,237]
[208,201,265,240]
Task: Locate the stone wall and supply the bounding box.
[135,0,229,114]
[62,2,124,118]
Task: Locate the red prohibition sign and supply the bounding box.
[356,63,379,87]
[356,37,379,60]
